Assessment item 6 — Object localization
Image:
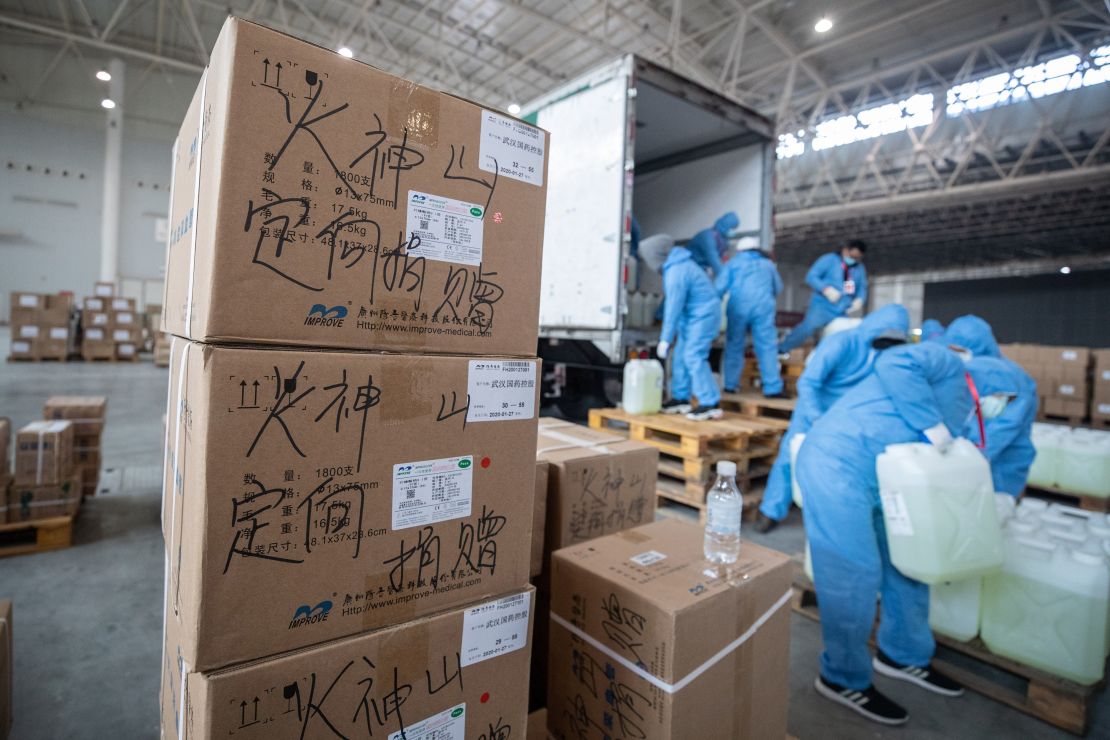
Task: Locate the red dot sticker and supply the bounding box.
[480,692,490,703]
[480,457,491,468]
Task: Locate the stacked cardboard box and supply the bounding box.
[739,346,808,396]
[547,519,792,739]
[0,600,10,740]
[159,17,549,739]
[80,293,141,360]
[1000,344,1092,420]
[8,292,73,361]
[1090,350,1110,425]
[9,420,80,522]
[0,418,9,524]
[43,396,107,498]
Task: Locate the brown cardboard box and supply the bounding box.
[37,339,69,360]
[8,472,81,522]
[547,520,792,740]
[82,311,111,329]
[111,310,138,329]
[82,297,106,312]
[81,338,115,360]
[1092,350,1110,400]
[10,291,43,312]
[161,586,534,740]
[164,338,540,670]
[1044,397,1087,419]
[81,327,108,343]
[535,419,657,559]
[14,324,41,341]
[109,297,136,312]
[93,281,115,297]
[0,418,10,479]
[40,294,73,326]
[528,708,548,739]
[14,420,73,486]
[0,599,10,739]
[531,460,549,580]
[44,396,107,435]
[162,17,548,357]
[115,342,140,360]
[110,327,142,343]
[7,340,36,361]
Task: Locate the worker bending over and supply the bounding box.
[686,211,741,276]
[920,318,946,343]
[717,236,784,397]
[780,239,868,352]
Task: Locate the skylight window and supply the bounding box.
[811,93,934,151]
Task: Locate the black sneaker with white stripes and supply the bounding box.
[873,650,965,697]
[685,404,724,421]
[814,675,909,726]
[661,398,692,415]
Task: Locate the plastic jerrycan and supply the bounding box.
[930,577,982,642]
[1056,428,1110,498]
[790,433,806,508]
[1027,423,1068,489]
[981,532,1110,684]
[877,438,1003,584]
[622,359,664,415]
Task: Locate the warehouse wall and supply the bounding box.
[0,107,173,321]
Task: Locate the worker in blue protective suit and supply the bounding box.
[717,236,784,397]
[797,341,972,725]
[779,240,869,353]
[920,318,946,343]
[685,212,741,276]
[653,244,723,421]
[754,304,910,533]
[945,315,1038,496]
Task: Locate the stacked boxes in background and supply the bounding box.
[107,296,141,361]
[80,286,141,361]
[43,396,107,498]
[1093,350,1110,425]
[159,17,549,739]
[10,420,80,522]
[738,345,809,396]
[0,418,10,524]
[1000,344,1093,420]
[8,292,73,361]
[79,296,115,360]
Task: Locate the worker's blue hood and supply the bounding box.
[714,211,740,237]
[856,303,910,344]
[944,315,1000,358]
[663,245,696,271]
[921,318,945,342]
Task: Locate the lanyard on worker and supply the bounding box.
[965,372,986,450]
[841,260,856,296]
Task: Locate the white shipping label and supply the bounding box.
[113,329,131,342]
[404,191,484,265]
[12,341,30,353]
[392,456,473,530]
[19,325,39,338]
[94,284,113,297]
[117,312,134,324]
[112,298,130,310]
[18,294,38,307]
[86,329,104,341]
[92,313,108,326]
[1059,384,1076,396]
[118,344,136,356]
[1061,350,1078,361]
[460,591,531,667]
[86,299,103,310]
[630,550,667,566]
[49,327,67,340]
[881,491,915,536]
[466,360,536,422]
[388,704,465,740]
[479,110,544,186]
[1099,403,1110,414]
[1102,370,1110,381]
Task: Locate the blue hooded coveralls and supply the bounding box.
[920,318,946,343]
[661,247,721,407]
[716,249,783,394]
[796,342,973,688]
[946,316,1038,497]
[780,252,868,352]
[759,304,910,521]
[685,212,739,276]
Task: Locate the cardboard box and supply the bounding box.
[14,420,73,486]
[110,297,136,311]
[528,708,548,739]
[111,327,142,343]
[1092,349,1110,400]
[10,291,43,312]
[37,339,68,360]
[115,342,140,359]
[81,339,115,360]
[547,520,792,740]
[83,297,106,312]
[82,311,111,328]
[8,472,81,522]
[40,294,73,326]
[531,460,548,580]
[8,340,35,361]
[0,599,10,739]
[0,418,10,478]
[1044,397,1086,419]
[111,310,137,328]
[44,396,107,435]
[15,324,40,340]
[94,280,115,297]
[164,338,540,670]
[162,17,548,357]
[161,586,533,740]
[535,419,657,559]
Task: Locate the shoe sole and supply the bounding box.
[872,658,965,697]
[814,677,908,726]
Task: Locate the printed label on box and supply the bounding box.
[49,327,68,340]
[93,313,108,325]
[387,704,465,740]
[117,312,134,324]
[113,329,131,342]
[404,191,484,265]
[1101,370,1110,382]
[95,284,113,297]
[460,591,531,667]
[112,298,130,310]
[466,360,536,422]
[392,456,473,530]
[630,550,667,566]
[12,341,30,353]
[1061,350,1078,361]
[18,294,38,307]
[118,344,136,356]
[86,298,103,311]
[86,328,104,341]
[19,325,38,338]
[479,110,544,186]
[1099,403,1110,414]
[1059,384,1076,396]
[880,490,914,536]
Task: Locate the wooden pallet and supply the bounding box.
[1024,485,1110,513]
[0,515,76,557]
[1037,413,1086,427]
[588,407,786,458]
[719,392,797,420]
[791,572,1102,735]
[7,355,70,363]
[656,478,764,522]
[655,444,779,484]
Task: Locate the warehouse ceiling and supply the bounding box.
[0,0,1108,274]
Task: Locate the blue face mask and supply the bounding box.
[844,256,858,266]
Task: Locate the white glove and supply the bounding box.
[657,341,670,360]
[822,286,842,303]
[923,423,953,453]
[849,298,863,314]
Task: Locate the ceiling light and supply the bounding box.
[100,98,116,109]
[96,70,112,82]
[1060,266,1071,274]
[507,103,521,116]
[337,46,354,58]
[815,17,833,33]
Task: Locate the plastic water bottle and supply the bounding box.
[705,461,742,564]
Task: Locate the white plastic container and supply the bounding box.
[1027,422,1069,489]
[877,439,1003,584]
[790,433,806,508]
[627,292,645,328]
[981,534,1109,685]
[1056,428,1110,498]
[930,577,982,642]
[622,359,663,415]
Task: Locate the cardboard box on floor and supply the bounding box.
[0,599,10,740]
[43,396,107,436]
[161,586,534,740]
[8,471,82,522]
[14,421,73,487]
[162,17,548,357]
[164,338,540,670]
[547,519,792,740]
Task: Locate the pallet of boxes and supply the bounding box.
[43,397,107,498]
[3,418,81,555]
[159,18,549,739]
[1000,344,1091,424]
[8,292,73,362]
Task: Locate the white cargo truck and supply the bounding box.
[523,55,776,416]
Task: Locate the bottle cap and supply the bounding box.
[718,461,737,477]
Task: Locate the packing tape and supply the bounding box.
[185,68,208,335]
[550,587,793,695]
[536,428,626,456]
[168,339,191,616]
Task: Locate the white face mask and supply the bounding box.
[949,346,973,364]
[980,394,1010,419]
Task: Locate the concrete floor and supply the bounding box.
[1,331,1107,738]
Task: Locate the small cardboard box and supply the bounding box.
[535,419,657,559]
[162,17,548,357]
[161,587,534,740]
[531,460,549,580]
[10,291,43,312]
[81,339,115,360]
[37,339,68,360]
[83,297,105,312]
[94,281,115,297]
[164,338,540,670]
[1092,349,1110,402]
[8,472,81,522]
[547,520,792,740]
[15,324,40,340]
[0,599,10,739]
[115,342,139,359]
[1044,397,1086,419]
[44,396,107,436]
[14,420,73,487]
[40,294,72,326]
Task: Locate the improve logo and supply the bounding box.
[304,304,347,327]
[288,600,333,629]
